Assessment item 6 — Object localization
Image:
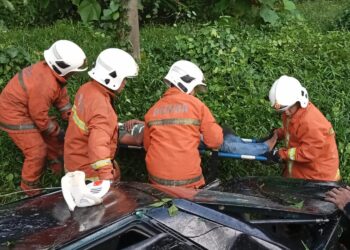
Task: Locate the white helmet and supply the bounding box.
[88,48,138,91]
[269,75,309,112]
[44,40,87,76]
[164,60,207,94]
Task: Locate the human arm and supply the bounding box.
[88,104,116,181]
[325,187,350,217]
[200,105,223,149]
[278,120,329,162]
[123,119,144,132]
[54,87,72,121]
[28,85,61,136]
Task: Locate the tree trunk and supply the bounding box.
[127,0,140,62]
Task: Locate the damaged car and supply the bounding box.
[0,176,346,249]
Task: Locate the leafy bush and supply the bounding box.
[334,8,350,31]
[0,47,31,90]
[1,15,350,202]
[139,20,350,182]
[0,0,78,28]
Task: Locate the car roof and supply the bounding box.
[0,177,340,249]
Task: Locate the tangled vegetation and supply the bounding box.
[0,0,349,203]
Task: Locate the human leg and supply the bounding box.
[44,134,64,176]
[220,134,270,155]
[9,132,47,196]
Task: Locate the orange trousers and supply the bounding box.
[8,131,63,195]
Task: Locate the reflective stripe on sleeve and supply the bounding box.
[43,120,57,135]
[91,158,112,170]
[58,103,72,112]
[72,105,88,133]
[0,122,36,130]
[147,118,200,127]
[334,169,341,181]
[287,147,296,160]
[18,70,28,93]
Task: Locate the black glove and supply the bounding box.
[57,128,65,143]
[221,124,235,137]
[263,148,282,164]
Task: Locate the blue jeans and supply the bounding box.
[220,134,269,156]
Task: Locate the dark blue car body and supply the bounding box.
[0,177,345,249]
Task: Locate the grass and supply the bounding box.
[297,0,350,31]
[0,0,349,203]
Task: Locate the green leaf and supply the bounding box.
[0,54,9,64]
[291,200,304,209]
[110,1,120,12]
[112,12,120,20]
[283,0,296,11]
[78,0,101,23]
[6,173,13,182]
[301,240,310,250]
[260,7,279,25]
[6,48,19,58]
[168,204,178,217]
[1,0,15,11]
[261,0,277,8]
[149,198,172,207]
[150,201,165,207]
[71,0,81,6]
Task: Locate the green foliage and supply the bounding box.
[139,0,300,25]
[0,47,31,90]
[0,0,15,11]
[71,0,129,42]
[1,1,350,202]
[334,7,350,31]
[74,0,101,22]
[297,0,350,31]
[0,0,78,28]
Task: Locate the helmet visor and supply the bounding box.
[77,58,88,71]
[195,84,208,93]
[273,103,290,113]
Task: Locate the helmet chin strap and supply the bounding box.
[61,171,111,212]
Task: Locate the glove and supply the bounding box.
[263,148,282,164]
[256,128,278,143]
[221,124,235,137]
[98,166,114,181]
[57,128,65,143]
[98,160,121,182]
[61,110,71,121]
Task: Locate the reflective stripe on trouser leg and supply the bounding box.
[8,132,47,189]
[149,174,203,186]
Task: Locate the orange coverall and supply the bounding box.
[144,87,223,188]
[276,102,340,181]
[64,81,120,181]
[0,61,71,194]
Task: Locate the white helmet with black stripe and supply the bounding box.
[44,40,87,77]
[164,60,207,94]
[269,75,309,112]
[88,48,138,91]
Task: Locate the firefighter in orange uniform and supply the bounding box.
[144,60,223,188]
[266,75,340,181]
[0,40,87,195]
[64,48,138,182]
